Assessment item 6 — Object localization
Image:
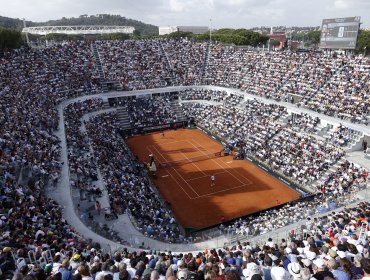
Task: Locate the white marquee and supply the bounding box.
[22,25,135,36]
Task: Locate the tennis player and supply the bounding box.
[211,175,215,186]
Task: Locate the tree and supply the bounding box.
[133,29,141,37]
[193,33,209,41]
[0,28,22,51]
[294,32,304,41]
[206,28,269,46]
[164,31,194,39]
[101,33,130,40]
[270,39,280,48]
[36,14,158,36]
[356,30,370,55]
[44,33,84,41]
[307,30,321,48]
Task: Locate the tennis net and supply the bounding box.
[159,152,221,168]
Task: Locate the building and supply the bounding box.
[158,26,178,36]
[267,32,287,49]
[177,26,209,34]
[159,26,209,36]
[22,25,135,36]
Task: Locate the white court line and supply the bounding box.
[145,146,194,200]
[188,139,253,186]
[180,151,208,176]
[146,145,164,165]
[149,138,252,200]
[151,144,200,198]
[186,171,227,181]
[170,167,201,198]
[196,184,248,198]
[226,165,256,185]
[158,139,190,145]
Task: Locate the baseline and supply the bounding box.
[188,139,253,186]
[150,144,201,198]
[195,183,248,199]
[145,146,196,199]
[186,171,227,181]
[180,151,208,176]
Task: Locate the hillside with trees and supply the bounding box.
[0,14,369,53]
[164,28,269,46]
[357,30,370,55]
[0,14,158,36]
[0,28,22,51]
[0,16,29,29]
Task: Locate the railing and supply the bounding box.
[224,186,370,247]
[88,185,370,252]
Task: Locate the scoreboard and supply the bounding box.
[319,17,361,50]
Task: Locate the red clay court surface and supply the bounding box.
[126,129,300,229]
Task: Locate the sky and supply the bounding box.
[1,0,369,28]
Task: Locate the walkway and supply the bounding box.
[50,86,370,253]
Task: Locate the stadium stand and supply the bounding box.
[160,38,208,86]
[95,40,170,90]
[1,38,370,279]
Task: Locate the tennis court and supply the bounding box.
[126,129,300,229]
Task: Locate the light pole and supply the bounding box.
[209,18,212,42]
[23,18,30,47]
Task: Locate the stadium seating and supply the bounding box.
[1,38,370,279]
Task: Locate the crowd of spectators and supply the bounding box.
[305,56,370,123]
[325,125,362,149]
[181,99,286,151]
[180,93,350,188]
[227,160,367,237]
[254,128,345,185]
[203,47,369,123]
[64,99,107,202]
[86,38,370,121]
[95,40,170,90]
[238,52,305,100]
[125,96,181,128]
[0,43,106,278]
[180,89,228,102]
[179,89,244,106]
[317,160,368,195]
[92,39,370,121]
[8,200,370,280]
[85,112,184,243]
[205,45,252,88]
[280,53,346,103]
[160,38,208,85]
[1,39,370,279]
[286,114,321,134]
[0,42,102,228]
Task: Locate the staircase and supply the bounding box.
[117,108,131,130]
[310,157,346,192]
[317,123,334,137]
[300,62,348,108]
[114,81,123,91]
[172,101,187,122]
[322,126,364,152]
[102,101,110,110]
[91,43,108,92]
[280,114,292,125]
[340,131,365,152]
[159,40,175,86]
[201,41,211,84]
